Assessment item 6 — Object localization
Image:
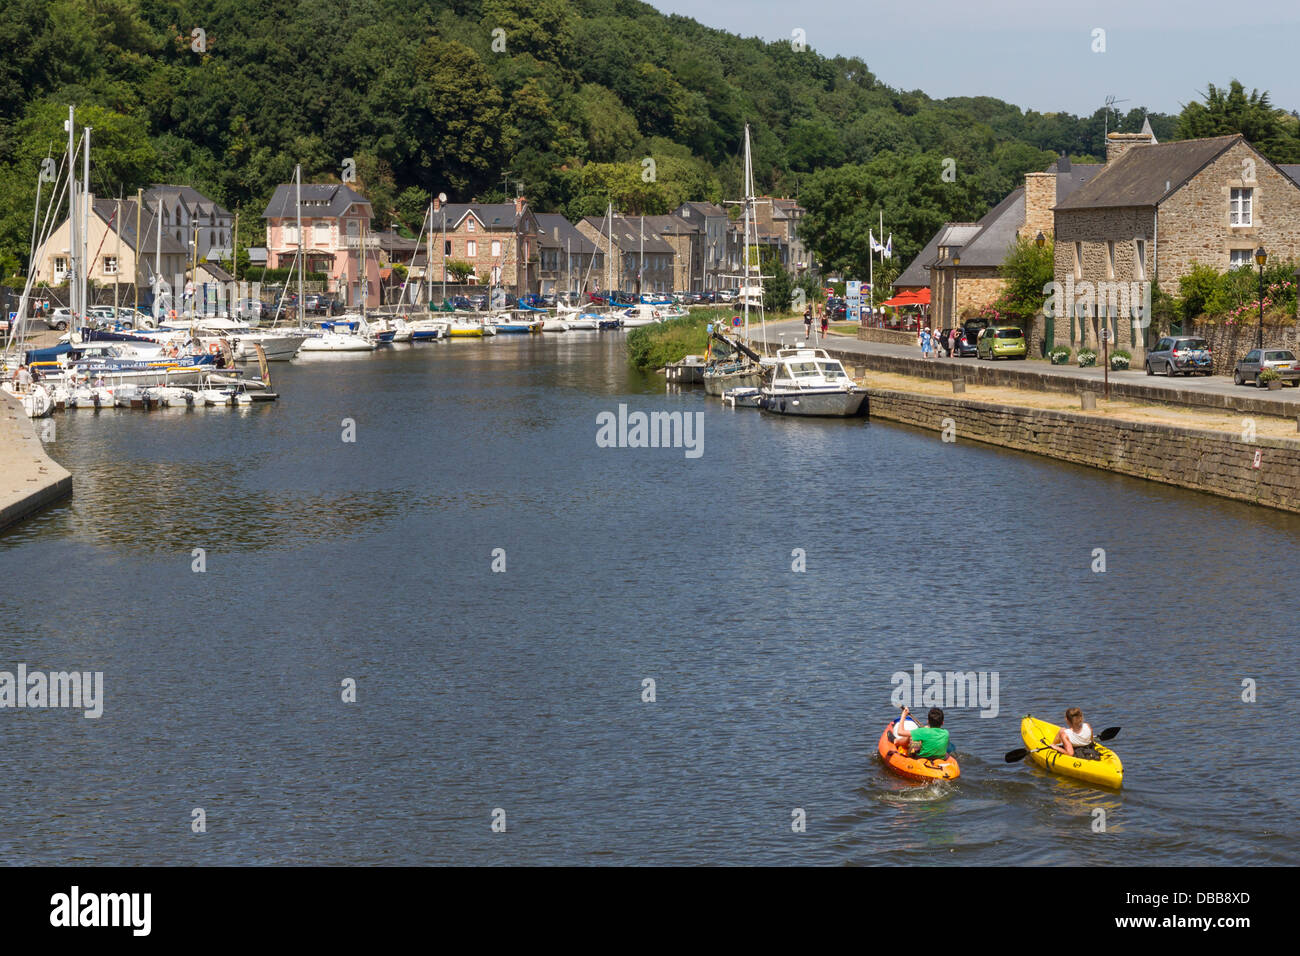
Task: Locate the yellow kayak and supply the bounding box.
[1020,715,1123,788]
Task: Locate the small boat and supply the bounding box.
[298,319,376,353]
[722,386,762,408]
[759,347,867,417]
[620,304,663,328]
[1,382,54,418]
[596,315,622,330]
[665,355,708,384]
[1019,715,1123,789]
[877,718,960,782]
[488,313,544,334]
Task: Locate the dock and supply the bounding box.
[1,391,72,531]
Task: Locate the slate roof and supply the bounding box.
[641,214,697,238]
[674,201,727,221]
[1054,135,1242,210]
[145,185,231,221]
[431,203,533,232]
[1280,164,1300,187]
[893,229,942,289]
[581,215,674,254]
[92,199,189,256]
[262,183,373,220]
[535,214,598,253]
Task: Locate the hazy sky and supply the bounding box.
[645,1,1300,117]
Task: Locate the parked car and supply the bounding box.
[977,326,1028,360]
[43,307,75,331]
[717,289,737,303]
[936,328,956,357]
[954,329,980,357]
[1233,348,1300,387]
[1145,335,1212,376]
[469,293,488,310]
[234,298,268,321]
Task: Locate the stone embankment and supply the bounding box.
[865,388,1300,513]
[1,393,72,531]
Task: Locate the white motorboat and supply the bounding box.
[297,318,376,353]
[620,304,664,327]
[1,381,53,417]
[758,347,867,417]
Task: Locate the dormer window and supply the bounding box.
[1230,187,1253,227]
[467,219,476,232]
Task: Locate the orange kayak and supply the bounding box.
[877,719,960,782]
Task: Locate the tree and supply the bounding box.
[760,247,793,314]
[1178,81,1300,162]
[447,260,475,282]
[997,236,1055,322]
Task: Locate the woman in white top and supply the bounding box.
[1052,707,1093,756]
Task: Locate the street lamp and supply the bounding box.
[1255,245,1267,349]
[1035,231,1046,249]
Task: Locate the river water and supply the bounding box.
[2,334,1296,865]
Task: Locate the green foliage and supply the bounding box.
[1178,80,1300,163]
[1077,348,1097,367]
[760,247,792,314]
[1259,367,1281,383]
[997,236,1055,320]
[1177,260,1298,325]
[625,312,711,370]
[446,260,475,282]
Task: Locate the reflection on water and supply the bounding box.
[1,334,1298,865]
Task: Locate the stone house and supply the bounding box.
[673,202,728,290]
[430,199,540,294]
[916,157,1101,336]
[31,195,190,304]
[576,214,674,294]
[641,214,704,292]
[1051,131,1300,363]
[263,182,383,308]
[535,213,603,295]
[144,185,234,263]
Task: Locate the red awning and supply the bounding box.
[881,288,930,307]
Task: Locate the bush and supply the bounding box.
[626,313,711,370]
[1110,349,1131,370]
[1077,348,1097,367]
[1259,367,1281,383]
[1048,345,1071,365]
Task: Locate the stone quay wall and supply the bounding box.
[1,393,72,531]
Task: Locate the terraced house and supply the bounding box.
[430,199,540,294]
[1051,130,1300,363]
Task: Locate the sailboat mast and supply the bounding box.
[82,125,91,320]
[66,107,77,322]
[743,124,751,340]
[295,164,304,327]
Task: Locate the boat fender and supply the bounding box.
[208,343,219,355]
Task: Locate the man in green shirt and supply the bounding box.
[894,707,951,759]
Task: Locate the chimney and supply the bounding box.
[1023,172,1056,241]
[514,196,525,217]
[1106,131,1154,165]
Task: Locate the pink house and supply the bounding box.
[262,182,383,308]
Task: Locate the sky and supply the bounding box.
[645,0,1300,118]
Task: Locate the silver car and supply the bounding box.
[1233,348,1300,387]
[1145,335,1213,376]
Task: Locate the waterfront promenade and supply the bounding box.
[753,319,1300,416]
[0,393,71,530]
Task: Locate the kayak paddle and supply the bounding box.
[1004,726,1120,763]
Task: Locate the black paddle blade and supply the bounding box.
[1004,748,1030,763]
[1096,726,1121,741]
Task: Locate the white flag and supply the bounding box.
[884,234,893,260]
[869,230,884,254]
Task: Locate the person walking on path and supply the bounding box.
[820,311,829,338]
[920,326,933,359]
[804,306,813,340]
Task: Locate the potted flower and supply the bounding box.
[1048,345,1071,365]
[1110,349,1131,371]
[1077,348,1098,368]
[1259,368,1283,390]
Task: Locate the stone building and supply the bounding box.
[535,213,602,296]
[673,202,728,290]
[430,199,540,294]
[641,214,704,291]
[263,182,384,307]
[902,158,1101,333]
[576,214,674,294]
[1051,131,1300,363]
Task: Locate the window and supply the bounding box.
[285,224,299,244]
[1106,241,1115,279]
[54,256,67,278]
[444,240,452,256]
[491,240,501,258]
[103,256,118,275]
[1230,187,1253,226]
[1073,241,1083,280]
[314,222,329,246]
[466,240,477,257]
[1135,239,1147,280]
[1229,249,1254,269]
[466,219,476,233]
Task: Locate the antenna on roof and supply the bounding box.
[1103,95,1130,139]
